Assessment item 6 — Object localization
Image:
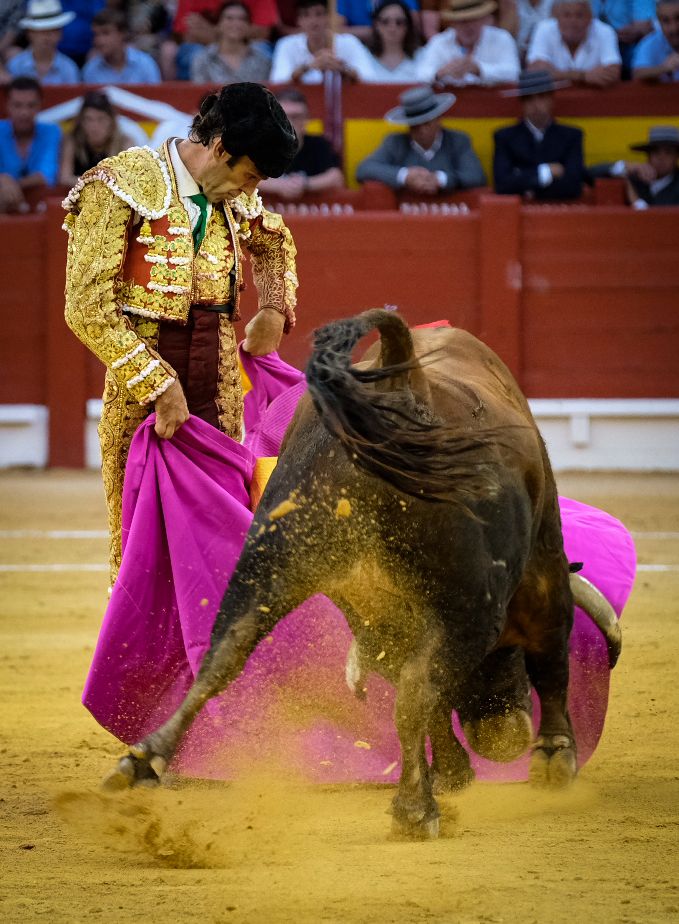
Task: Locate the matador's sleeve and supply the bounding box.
[64,180,176,405]
[243,208,298,333]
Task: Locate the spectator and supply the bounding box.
[590,125,679,206]
[59,90,136,187]
[270,0,373,83]
[191,1,271,82]
[259,88,344,200]
[8,0,81,85]
[82,8,162,84]
[632,0,679,81]
[361,0,424,82]
[336,0,421,43]
[0,76,61,213]
[417,0,521,85]
[356,85,486,194]
[590,0,655,74]
[516,0,555,58]
[59,0,107,68]
[493,69,583,199]
[527,0,622,86]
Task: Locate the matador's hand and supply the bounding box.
[243,307,285,356]
[154,380,190,439]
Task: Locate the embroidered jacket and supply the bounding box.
[63,143,298,405]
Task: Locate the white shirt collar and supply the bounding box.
[525,120,551,142]
[169,138,201,198]
[410,130,443,161]
[649,173,674,196]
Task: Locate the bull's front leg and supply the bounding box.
[390,644,441,840]
[526,634,577,789]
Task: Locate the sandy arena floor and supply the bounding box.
[1,469,678,924]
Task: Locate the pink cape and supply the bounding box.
[83,351,636,783]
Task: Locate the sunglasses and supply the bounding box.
[376,16,408,25]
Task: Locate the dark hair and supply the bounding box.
[297,0,328,12]
[370,0,420,59]
[92,9,128,32]
[190,83,299,178]
[8,76,42,98]
[71,91,125,165]
[218,0,252,22]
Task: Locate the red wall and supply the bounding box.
[1,198,678,466]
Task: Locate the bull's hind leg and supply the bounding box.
[429,704,474,793]
[390,644,441,840]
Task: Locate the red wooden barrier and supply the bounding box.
[1,200,678,466]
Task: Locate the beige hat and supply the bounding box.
[19,0,76,31]
[441,0,498,22]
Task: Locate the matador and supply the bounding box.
[63,83,299,582]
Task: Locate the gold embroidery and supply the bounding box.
[216,317,244,440]
[246,207,298,332]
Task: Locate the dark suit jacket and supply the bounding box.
[587,164,679,206]
[356,128,486,191]
[493,121,584,200]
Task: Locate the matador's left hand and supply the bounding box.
[243,307,285,356]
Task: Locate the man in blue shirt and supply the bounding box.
[0,77,62,213]
[632,0,679,79]
[82,8,161,84]
[9,0,81,85]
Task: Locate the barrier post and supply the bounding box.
[45,199,86,467]
[478,194,523,384]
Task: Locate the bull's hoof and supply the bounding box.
[463,708,533,763]
[529,735,577,789]
[101,745,166,792]
[432,763,475,795]
[390,813,440,841]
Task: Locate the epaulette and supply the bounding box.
[62,146,172,220]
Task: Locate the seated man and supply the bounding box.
[590,126,679,208]
[0,77,61,214]
[258,89,345,202]
[8,0,81,84]
[416,0,520,86]
[270,0,374,83]
[527,0,622,87]
[590,0,655,74]
[494,70,583,201]
[82,8,161,84]
[632,0,679,82]
[356,85,486,195]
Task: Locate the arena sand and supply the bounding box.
[1,470,678,924]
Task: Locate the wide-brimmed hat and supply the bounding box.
[385,86,456,126]
[630,125,679,152]
[441,0,498,22]
[502,69,570,97]
[19,0,75,31]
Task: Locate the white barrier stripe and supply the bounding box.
[0,564,108,572]
[0,530,108,539]
[636,564,679,572]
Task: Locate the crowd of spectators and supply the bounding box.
[2,0,679,86]
[0,0,678,212]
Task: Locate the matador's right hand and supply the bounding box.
[154,380,190,439]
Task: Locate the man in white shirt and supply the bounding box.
[527,0,622,86]
[270,0,373,84]
[417,0,520,86]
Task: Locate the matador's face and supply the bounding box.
[201,141,265,203]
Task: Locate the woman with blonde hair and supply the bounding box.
[59,91,135,187]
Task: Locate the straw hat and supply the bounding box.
[441,0,498,22]
[19,0,76,31]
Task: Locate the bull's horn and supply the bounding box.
[569,573,622,669]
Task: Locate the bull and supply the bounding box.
[104,309,621,838]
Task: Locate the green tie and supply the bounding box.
[189,192,209,252]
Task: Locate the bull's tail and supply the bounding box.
[305,309,500,504]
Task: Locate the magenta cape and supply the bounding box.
[83,351,636,784]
